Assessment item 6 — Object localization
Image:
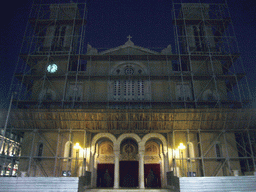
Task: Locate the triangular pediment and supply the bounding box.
[99,40,159,55]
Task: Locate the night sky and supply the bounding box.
[0,0,256,108]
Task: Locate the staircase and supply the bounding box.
[0,177,79,192]
[85,189,172,192]
[180,176,256,192]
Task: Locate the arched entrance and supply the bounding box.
[96,140,114,187]
[119,138,139,188]
[144,140,161,188]
[91,133,117,188]
[142,133,168,188]
[91,132,168,189]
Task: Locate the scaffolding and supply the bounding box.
[0,0,255,180]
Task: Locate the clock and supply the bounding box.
[47,64,58,73]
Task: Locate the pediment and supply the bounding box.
[99,40,159,55]
[86,39,172,55]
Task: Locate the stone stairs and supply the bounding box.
[85,189,173,192]
[0,177,79,192]
[179,176,256,192]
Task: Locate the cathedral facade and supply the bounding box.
[1,1,255,190]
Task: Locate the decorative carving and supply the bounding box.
[121,142,138,161]
[124,143,135,154]
[144,155,161,163]
[145,141,159,155]
[161,44,172,55]
[146,144,157,153]
[124,67,134,75]
[97,155,115,163]
[120,153,138,161]
[100,143,113,155]
[86,43,98,55]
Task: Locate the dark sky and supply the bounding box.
[0,0,256,108]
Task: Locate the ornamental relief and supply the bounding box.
[121,143,138,161]
[120,153,139,161]
[144,155,161,164]
[97,155,115,163]
[99,142,113,155]
[145,141,159,155]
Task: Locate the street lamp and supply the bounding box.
[178,143,186,177]
[74,142,81,176]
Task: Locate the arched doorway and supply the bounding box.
[144,140,161,188]
[142,133,168,188]
[96,140,115,187]
[119,138,139,188]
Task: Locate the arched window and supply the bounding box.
[215,142,222,161]
[39,88,56,101]
[187,142,195,162]
[37,142,44,161]
[64,141,73,161]
[51,26,66,50]
[193,25,206,52]
[203,89,218,101]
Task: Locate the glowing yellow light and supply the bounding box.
[178,143,186,150]
[74,142,81,150]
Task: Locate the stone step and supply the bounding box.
[0,177,79,192]
[85,189,173,192]
[179,176,256,192]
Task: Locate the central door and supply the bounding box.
[119,161,138,188]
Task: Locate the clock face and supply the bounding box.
[47,64,58,73]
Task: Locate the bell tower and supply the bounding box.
[16,1,87,107]
[178,3,216,54]
[41,3,81,52]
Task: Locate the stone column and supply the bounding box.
[160,154,164,188]
[163,152,169,187]
[114,151,120,189]
[92,153,98,187]
[139,151,145,189]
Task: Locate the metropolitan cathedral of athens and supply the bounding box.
[1,1,254,190]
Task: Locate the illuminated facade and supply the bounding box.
[0,0,255,190]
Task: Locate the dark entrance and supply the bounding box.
[120,161,138,187]
[144,164,161,188]
[97,164,114,187]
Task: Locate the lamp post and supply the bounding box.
[74,142,81,176]
[178,143,186,177]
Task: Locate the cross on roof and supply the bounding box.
[127,35,132,41]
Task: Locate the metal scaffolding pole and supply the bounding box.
[28,131,36,175]
[198,128,205,176]
[53,128,60,176]
[2,0,254,180]
[223,130,232,175]
[246,113,256,171]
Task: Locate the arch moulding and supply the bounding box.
[141,133,168,154]
[116,133,142,151]
[91,133,117,154]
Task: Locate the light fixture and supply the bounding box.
[178,143,185,177]
[178,143,186,150]
[74,142,81,150]
[74,142,81,176]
